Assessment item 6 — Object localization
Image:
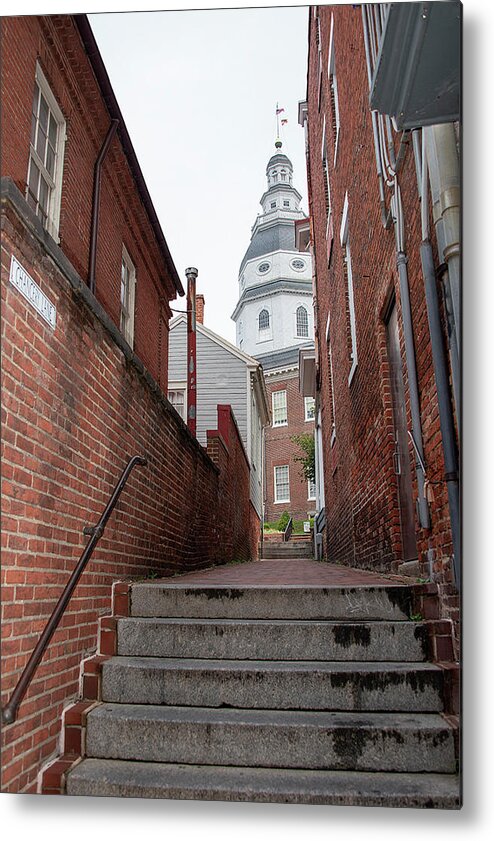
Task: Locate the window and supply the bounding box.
[168,388,186,421]
[281,170,287,181]
[272,170,278,183]
[296,305,309,338]
[326,312,337,443]
[272,390,287,427]
[120,246,137,347]
[270,201,277,209]
[26,64,66,239]
[308,478,316,501]
[328,15,341,165]
[283,200,290,207]
[258,308,271,342]
[274,465,290,503]
[340,193,357,383]
[304,396,315,421]
[251,393,261,469]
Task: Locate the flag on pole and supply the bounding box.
[276,107,285,115]
[281,118,288,125]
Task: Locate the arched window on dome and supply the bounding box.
[281,169,287,181]
[272,170,278,183]
[296,305,309,338]
[258,308,271,342]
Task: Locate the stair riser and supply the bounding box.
[130,586,413,621]
[65,760,460,808]
[101,664,444,712]
[85,714,456,773]
[116,619,429,661]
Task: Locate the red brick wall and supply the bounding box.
[306,6,457,592]
[0,15,176,389]
[1,193,257,792]
[264,371,315,523]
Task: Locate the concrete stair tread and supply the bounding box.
[88,702,455,730]
[103,655,442,673]
[130,584,414,620]
[66,758,460,807]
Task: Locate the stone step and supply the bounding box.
[261,547,314,558]
[130,584,413,621]
[101,657,444,712]
[66,758,460,808]
[116,617,430,661]
[85,704,457,773]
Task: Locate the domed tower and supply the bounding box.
[232,141,313,361]
[232,140,315,524]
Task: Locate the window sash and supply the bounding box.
[304,397,315,421]
[308,478,316,500]
[272,390,287,426]
[296,306,309,338]
[274,465,290,503]
[168,389,186,421]
[120,248,136,346]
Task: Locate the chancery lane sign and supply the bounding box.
[9,255,56,329]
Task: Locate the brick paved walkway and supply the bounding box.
[169,559,412,587]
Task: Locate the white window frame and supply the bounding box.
[295,305,309,339]
[340,193,358,384]
[308,478,316,501]
[274,465,290,504]
[325,311,337,445]
[258,308,272,343]
[304,396,316,422]
[328,14,341,167]
[121,245,137,347]
[168,383,187,422]
[321,117,332,239]
[26,63,66,241]
[272,389,288,427]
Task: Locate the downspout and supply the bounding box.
[185,267,198,437]
[88,119,119,294]
[419,134,461,587]
[393,185,430,529]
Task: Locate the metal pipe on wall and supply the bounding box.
[185,267,198,437]
[88,119,119,294]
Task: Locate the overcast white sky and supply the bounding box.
[89,5,310,343]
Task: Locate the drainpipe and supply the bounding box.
[420,133,461,587]
[185,267,198,437]
[393,186,430,529]
[88,119,119,294]
[425,124,461,352]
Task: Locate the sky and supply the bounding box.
[89,5,310,343]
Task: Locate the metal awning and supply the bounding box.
[370,2,461,130]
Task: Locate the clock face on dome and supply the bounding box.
[258,262,270,274]
[291,258,306,271]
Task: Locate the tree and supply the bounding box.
[291,433,315,483]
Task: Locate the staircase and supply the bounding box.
[261,533,314,560]
[65,580,460,807]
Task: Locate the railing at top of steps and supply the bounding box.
[1,455,147,726]
[283,517,293,543]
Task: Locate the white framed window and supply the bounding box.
[26,64,66,240]
[270,201,277,209]
[272,390,288,427]
[251,393,261,470]
[326,312,337,444]
[120,245,137,347]
[340,193,358,383]
[281,170,287,181]
[283,200,290,207]
[168,387,186,421]
[296,305,309,338]
[308,478,316,501]
[328,14,341,166]
[304,396,315,422]
[274,465,290,503]
[258,308,271,342]
[321,118,332,233]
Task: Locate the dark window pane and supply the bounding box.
[46,144,55,178]
[36,126,47,161]
[28,159,40,198]
[39,94,49,131]
[48,113,57,148]
[38,175,49,216]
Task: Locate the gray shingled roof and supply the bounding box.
[255,343,313,373]
[266,153,293,171]
[241,222,297,271]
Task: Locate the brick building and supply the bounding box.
[300,5,460,626]
[232,141,316,523]
[1,14,258,792]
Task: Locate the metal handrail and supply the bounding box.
[1,455,147,725]
[283,516,293,543]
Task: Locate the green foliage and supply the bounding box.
[276,511,291,532]
[291,433,316,483]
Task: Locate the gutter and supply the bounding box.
[73,14,184,297]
